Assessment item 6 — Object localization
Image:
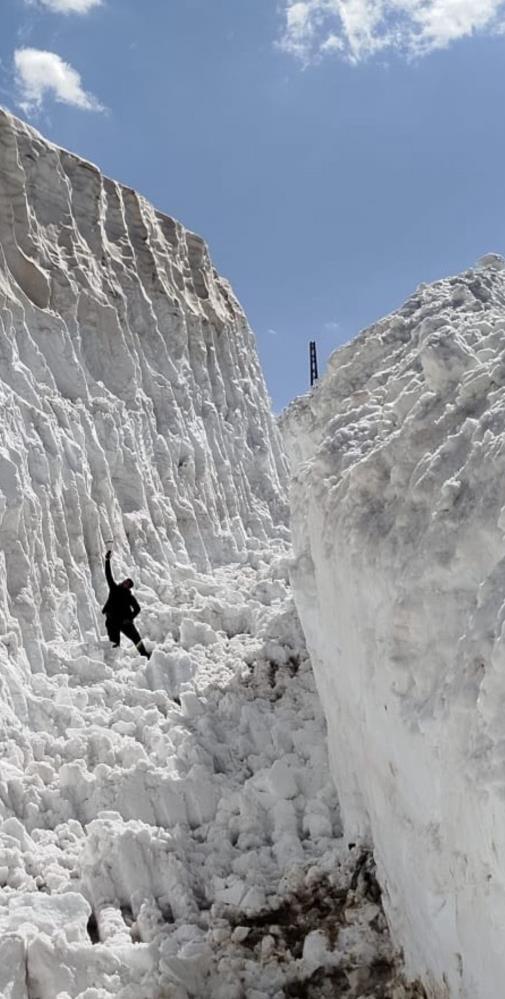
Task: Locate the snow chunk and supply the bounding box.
[476,253,505,271]
[6,893,90,943]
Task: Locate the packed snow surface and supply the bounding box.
[283,254,505,999]
[0,109,420,998]
[0,551,419,999]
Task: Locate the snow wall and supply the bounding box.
[0,112,361,999]
[0,107,287,675]
[282,255,505,999]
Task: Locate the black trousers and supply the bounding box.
[105,617,149,657]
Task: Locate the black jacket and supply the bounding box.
[102,558,140,622]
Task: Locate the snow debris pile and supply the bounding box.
[0,109,420,998]
[283,254,505,999]
[0,556,419,999]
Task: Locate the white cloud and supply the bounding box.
[14,47,104,112]
[34,0,102,12]
[280,0,505,62]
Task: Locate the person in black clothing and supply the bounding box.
[102,551,151,658]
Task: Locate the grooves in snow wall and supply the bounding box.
[0,108,287,672]
[282,256,505,999]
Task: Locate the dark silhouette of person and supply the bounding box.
[102,551,151,658]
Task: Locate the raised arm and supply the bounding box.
[105,551,115,588]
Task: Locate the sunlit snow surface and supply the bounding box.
[0,109,421,998]
[0,554,418,998]
[284,254,505,999]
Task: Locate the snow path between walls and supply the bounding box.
[0,547,420,999]
[0,108,423,998]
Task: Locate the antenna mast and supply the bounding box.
[309,340,318,387]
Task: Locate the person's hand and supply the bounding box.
[105,550,112,560]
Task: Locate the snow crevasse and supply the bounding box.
[0,110,424,999]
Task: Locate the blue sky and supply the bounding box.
[1,0,505,410]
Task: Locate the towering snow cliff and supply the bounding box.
[283,255,505,999]
[0,109,425,999]
[0,107,287,673]
[0,111,300,997]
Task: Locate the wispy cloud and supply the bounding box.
[32,0,102,12]
[14,48,104,112]
[323,320,340,335]
[280,0,505,63]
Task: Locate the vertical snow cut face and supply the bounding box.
[0,107,288,673]
[0,111,426,998]
[0,110,430,999]
[283,255,505,999]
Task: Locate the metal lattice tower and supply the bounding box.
[309,340,318,387]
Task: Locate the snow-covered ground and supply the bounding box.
[0,109,422,998]
[283,254,505,999]
[0,549,419,998]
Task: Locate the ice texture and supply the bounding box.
[283,255,505,999]
[0,105,288,634]
[0,109,420,998]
